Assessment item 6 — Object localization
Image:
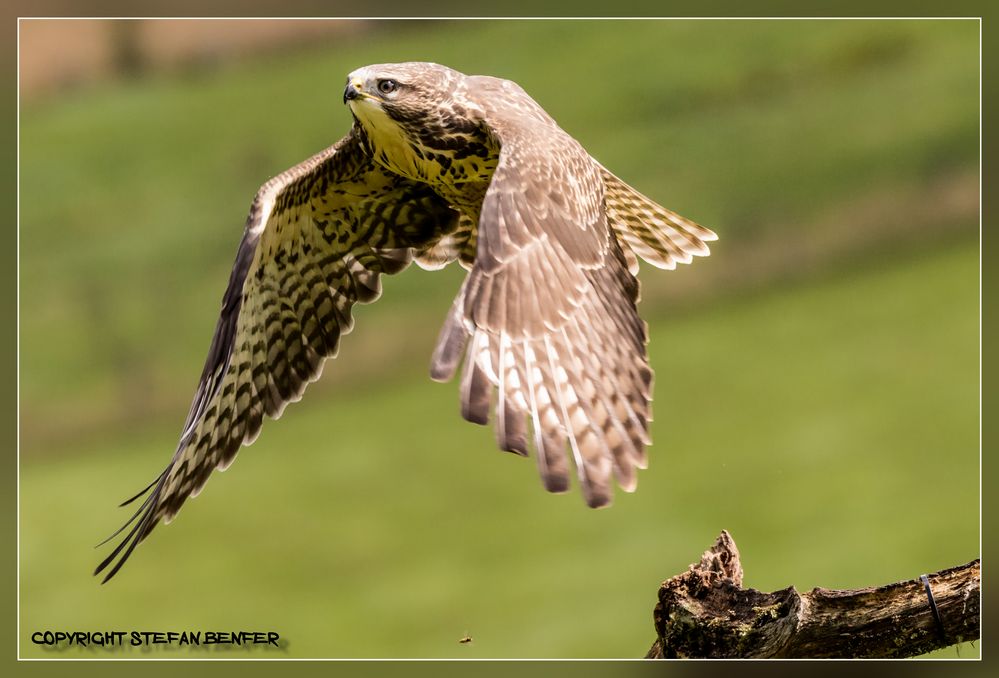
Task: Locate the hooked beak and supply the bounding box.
[343,79,363,104]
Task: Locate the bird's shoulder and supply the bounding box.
[458,76,557,133]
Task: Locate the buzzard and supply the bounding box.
[96,62,716,582]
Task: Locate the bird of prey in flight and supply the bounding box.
[96,62,716,582]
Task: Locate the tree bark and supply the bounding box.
[646,531,980,658]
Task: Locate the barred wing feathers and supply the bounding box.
[431,91,653,508]
[601,167,718,274]
[95,129,458,582]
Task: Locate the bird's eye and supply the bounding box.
[377,79,398,95]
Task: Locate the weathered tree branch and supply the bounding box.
[646,531,980,658]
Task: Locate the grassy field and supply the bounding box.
[19,20,979,658]
[20,242,979,658]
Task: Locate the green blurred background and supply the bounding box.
[18,19,979,658]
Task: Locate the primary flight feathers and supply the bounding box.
[95,61,716,582]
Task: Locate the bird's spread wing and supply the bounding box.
[430,97,653,508]
[96,128,458,582]
[601,167,717,274]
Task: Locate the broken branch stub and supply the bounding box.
[647,530,980,659]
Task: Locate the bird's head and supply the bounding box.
[343,62,462,132]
